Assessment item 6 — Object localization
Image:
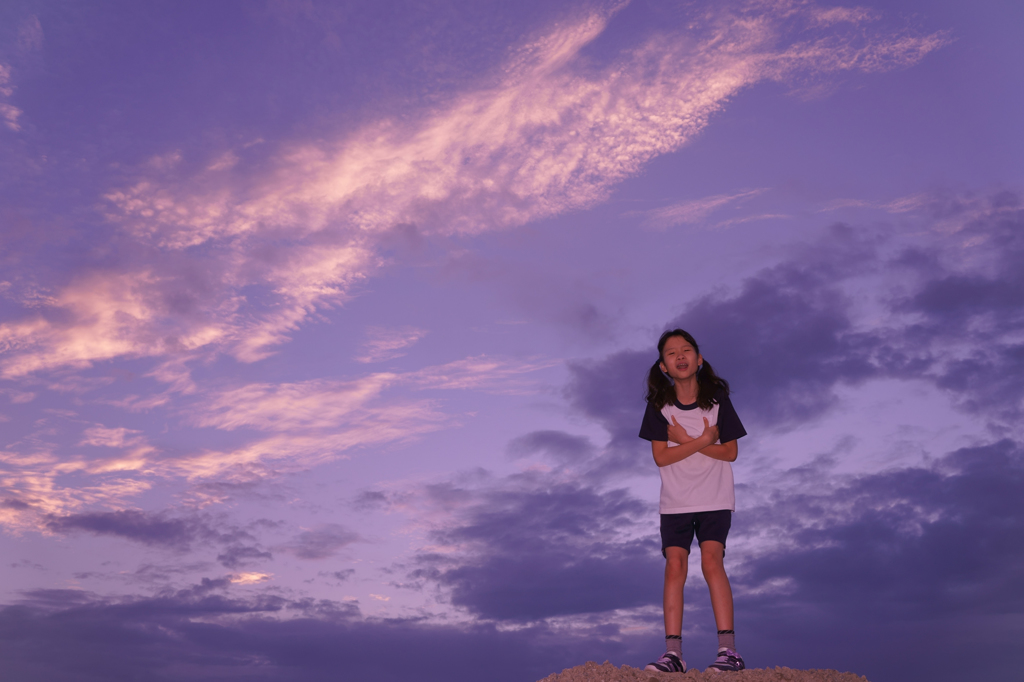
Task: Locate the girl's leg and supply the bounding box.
[700,540,746,671]
[663,546,688,635]
[699,540,733,631]
[646,546,690,672]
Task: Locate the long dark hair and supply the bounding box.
[645,329,730,410]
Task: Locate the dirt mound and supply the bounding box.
[539,661,870,682]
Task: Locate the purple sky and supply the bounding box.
[1,1,1022,680]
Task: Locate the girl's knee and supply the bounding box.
[701,551,724,567]
[664,548,688,576]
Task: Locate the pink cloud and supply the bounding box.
[0,351,556,530]
[356,327,429,363]
[641,189,768,229]
[0,2,949,381]
[406,355,558,393]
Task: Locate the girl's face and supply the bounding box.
[659,335,702,381]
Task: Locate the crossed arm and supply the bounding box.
[651,416,738,467]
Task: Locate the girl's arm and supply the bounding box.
[667,415,737,462]
[652,417,718,467]
[697,440,738,462]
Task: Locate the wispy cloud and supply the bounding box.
[79,426,143,448]
[191,376,398,433]
[167,355,555,481]
[276,523,360,560]
[191,355,553,433]
[0,353,555,526]
[406,355,558,393]
[0,2,948,380]
[126,188,1020,500]
[819,192,931,214]
[356,327,429,363]
[0,64,22,132]
[641,189,767,229]
[0,449,153,529]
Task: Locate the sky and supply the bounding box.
[0,1,1022,680]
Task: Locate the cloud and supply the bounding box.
[217,544,273,570]
[277,523,361,560]
[18,185,1015,542]
[162,355,551,483]
[0,268,228,378]
[45,509,252,551]
[388,468,660,622]
[406,355,558,393]
[351,490,390,512]
[0,443,156,529]
[163,427,435,484]
[0,102,20,131]
[0,2,947,378]
[0,387,35,403]
[351,425,1024,679]
[356,326,428,363]
[819,192,931,214]
[401,427,1024,671]
[46,510,208,550]
[191,354,553,434]
[673,224,879,427]
[5,437,1024,681]
[0,585,648,682]
[882,191,1024,417]
[0,416,169,529]
[229,572,272,585]
[563,347,653,473]
[507,430,592,464]
[4,430,1019,679]
[16,15,44,54]
[727,438,1024,682]
[0,63,22,131]
[191,375,400,433]
[739,440,1024,617]
[322,569,355,582]
[640,189,767,229]
[79,426,143,448]
[0,352,555,535]
[566,190,1024,438]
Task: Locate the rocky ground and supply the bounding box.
[539,661,870,682]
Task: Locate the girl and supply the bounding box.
[637,329,747,673]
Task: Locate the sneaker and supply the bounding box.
[706,647,745,672]
[644,651,686,673]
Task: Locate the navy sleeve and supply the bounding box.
[715,393,747,443]
[638,400,669,441]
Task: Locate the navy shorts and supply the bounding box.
[660,510,732,557]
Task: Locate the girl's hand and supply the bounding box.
[667,416,693,444]
[700,417,719,445]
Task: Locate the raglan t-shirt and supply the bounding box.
[638,390,747,514]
